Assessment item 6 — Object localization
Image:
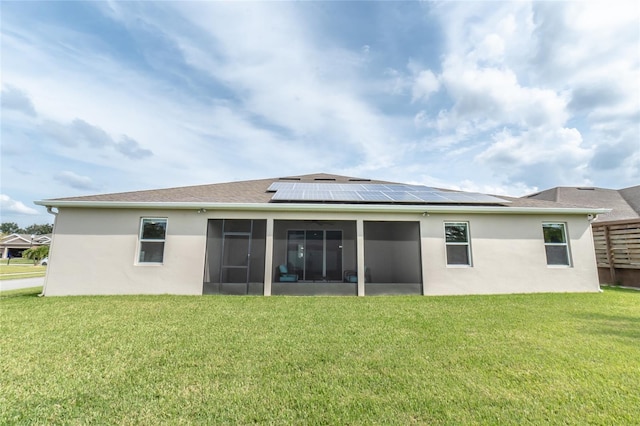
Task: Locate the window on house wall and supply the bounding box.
[542,223,570,266]
[444,222,471,266]
[138,218,167,263]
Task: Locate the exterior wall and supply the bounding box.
[44,208,208,296]
[421,213,599,295]
[44,207,600,296]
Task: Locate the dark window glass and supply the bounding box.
[139,241,165,263]
[445,223,471,266]
[543,224,566,244]
[542,223,570,266]
[446,245,470,265]
[445,224,468,243]
[545,246,569,265]
[139,218,167,263]
[141,219,167,240]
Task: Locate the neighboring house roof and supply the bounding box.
[524,186,640,222]
[0,233,52,246]
[36,173,608,215]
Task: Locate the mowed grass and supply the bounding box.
[0,264,47,280]
[1,289,639,425]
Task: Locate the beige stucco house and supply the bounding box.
[36,173,608,296]
[525,185,640,287]
[0,234,51,259]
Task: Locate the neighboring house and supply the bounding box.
[35,173,607,297]
[0,234,52,259]
[525,186,640,223]
[526,185,640,287]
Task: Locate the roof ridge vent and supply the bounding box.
[577,187,595,190]
[348,178,371,182]
[314,178,336,181]
[279,177,301,181]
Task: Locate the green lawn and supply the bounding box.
[0,264,46,280]
[1,257,38,265]
[1,289,638,424]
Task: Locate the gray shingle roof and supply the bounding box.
[525,186,640,222]
[41,172,603,211]
[46,173,395,204]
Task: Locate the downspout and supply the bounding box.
[40,207,59,296]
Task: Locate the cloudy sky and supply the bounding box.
[1,1,639,226]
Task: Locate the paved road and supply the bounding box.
[0,277,45,292]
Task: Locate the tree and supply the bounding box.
[22,245,49,265]
[0,222,54,235]
[24,223,53,235]
[0,222,22,234]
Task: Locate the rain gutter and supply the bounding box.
[34,200,610,216]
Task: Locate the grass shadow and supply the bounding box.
[0,286,43,299]
[575,312,640,341]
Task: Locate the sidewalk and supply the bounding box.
[0,277,45,292]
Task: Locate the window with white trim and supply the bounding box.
[138,218,167,263]
[444,222,471,266]
[542,223,570,266]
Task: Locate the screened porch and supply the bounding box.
[202,218,423,295]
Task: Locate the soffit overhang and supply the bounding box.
[34,200,610,216]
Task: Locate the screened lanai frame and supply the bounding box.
[203,218,424,296]
[202,219,266,295]
[363,221,423,295]
[272,220,358,295]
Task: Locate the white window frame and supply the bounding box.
[444,222,472,267]
[137,217,167,265]
[542,222,571,267]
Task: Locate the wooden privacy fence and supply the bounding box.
[592,219,640,286]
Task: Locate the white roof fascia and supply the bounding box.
[35,200,610,216]
[1,234,30,243]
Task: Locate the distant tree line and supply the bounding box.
[0,222,53,235]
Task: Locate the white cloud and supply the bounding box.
[114,136,153,160]
[411,70,440,102]
[160,2,406,169]
[39,117,153,159]
[1,85,36,116]
[0,194,39,215]
[474,33,505,63]
[0,0,637,204]
[475,127,593,188]
[412,1,638,189]
[438,56,568,131]
[54,171,98,191]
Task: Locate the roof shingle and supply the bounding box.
[525,186,640,222]
[41,173,607,211]
[46,174,395,204]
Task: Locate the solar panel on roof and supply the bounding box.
[383,192,419,201]
[358,191,392,201]
[330,191,362,201]
[412,192,450,202]
[268,182,509,204]
[268,182,293,191]
[359,184,391,191]
[447,193,479,202]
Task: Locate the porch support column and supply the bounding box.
[356,219,365,296]
[420,218,429,296]
[263,218,274,296]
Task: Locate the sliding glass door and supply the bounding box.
[286,230,342,281]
